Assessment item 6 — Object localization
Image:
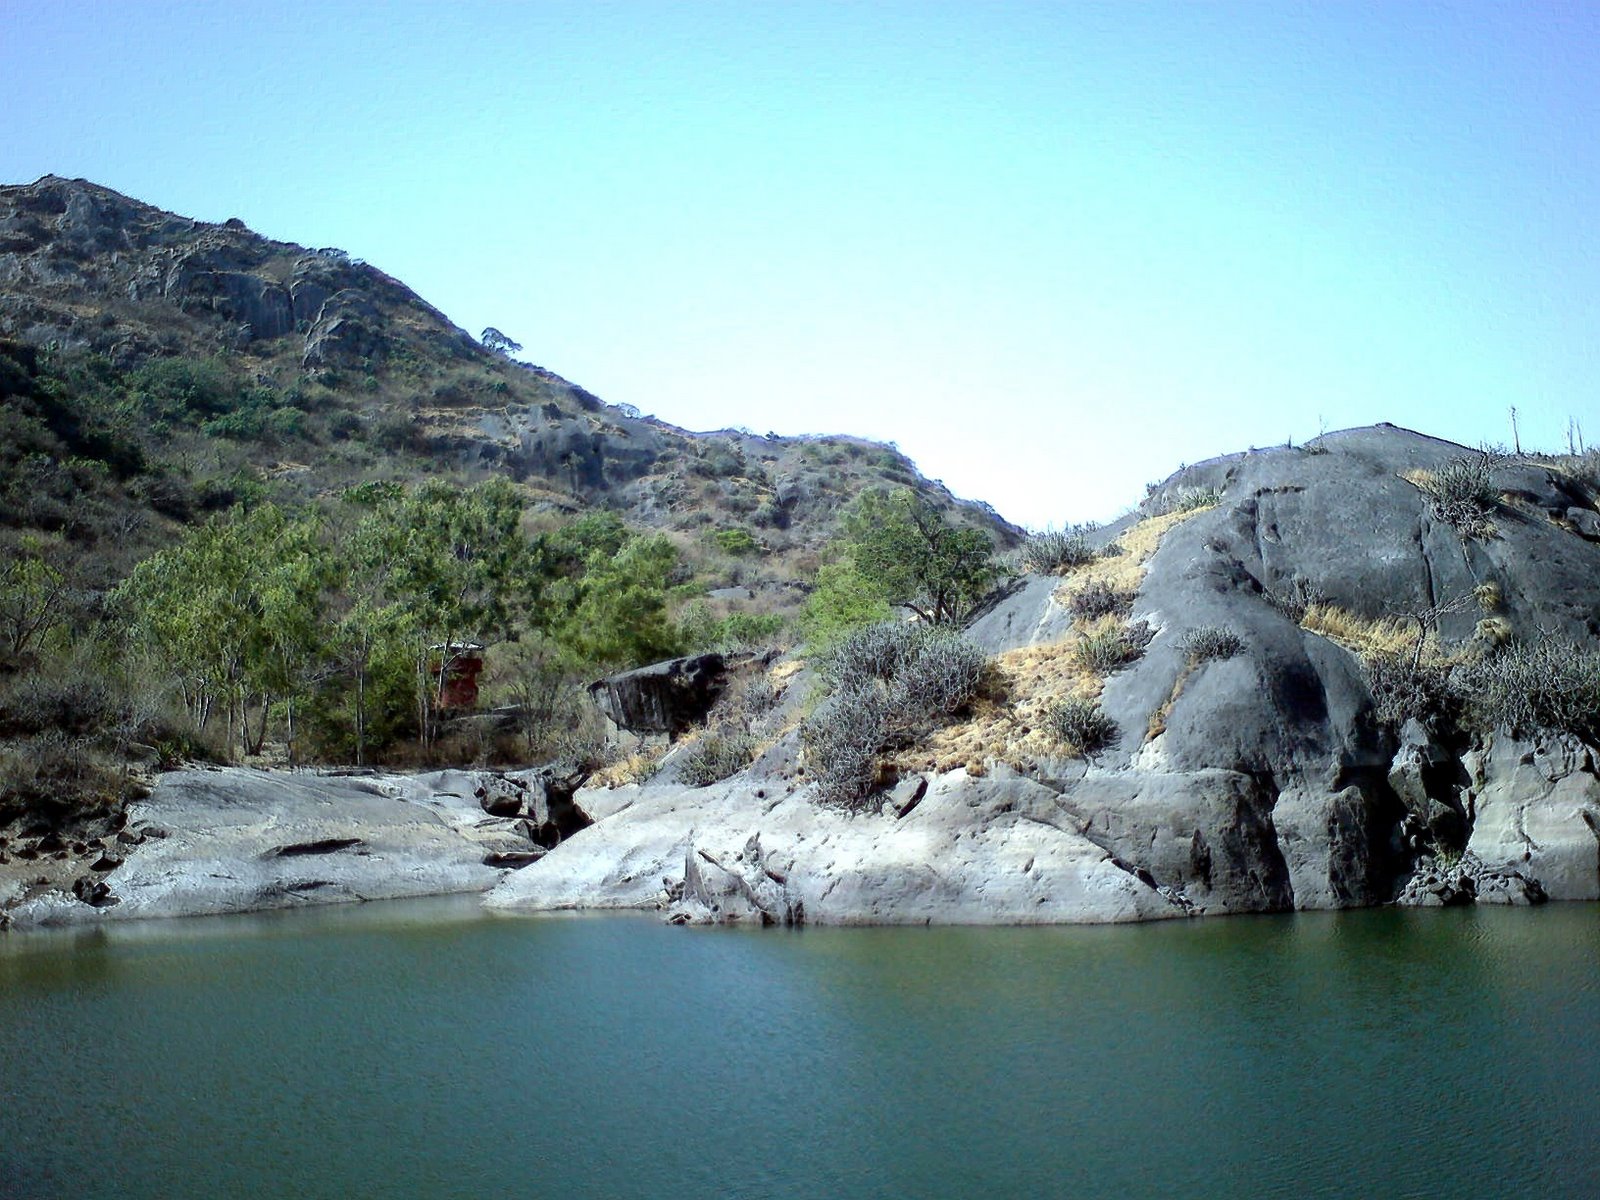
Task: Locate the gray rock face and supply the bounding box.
[588,654,729,736]
[487,425,1600,926]
[1465,735,1600,900]
[3,766,552,930]
[486,769,1186,925]
[303,288,385,366]
[958,424,1600,916]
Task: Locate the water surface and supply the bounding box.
[2,900,1596,1199]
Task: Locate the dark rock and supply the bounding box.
[303,289,385,367]
[476,775,529,817]
[91,853,123,872]
[268,837,364,858]
[889,774,928,818]
[71,875,117,907]
[483,850,544,869]
[589,653,729,736]
[1566,507,1600,540]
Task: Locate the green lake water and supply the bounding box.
[2,900,1597,1199]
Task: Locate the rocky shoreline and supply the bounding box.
[3,730,1590,932]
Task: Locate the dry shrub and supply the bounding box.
[1042,697,1118,758]
[1021,526,1097,574]
[803,621,985,807]
[1067,579,1135,621]
[1181,626,1244,665]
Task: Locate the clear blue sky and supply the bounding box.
[4,1,1598,526]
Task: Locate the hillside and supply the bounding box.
[0,175,1016,588]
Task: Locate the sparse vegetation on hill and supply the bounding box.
[0,176,1020,825]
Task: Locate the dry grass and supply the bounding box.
[1300,602,1431,659]
[1052,508,1208,610]
[884,510,1212,775]
[589,744,667,788]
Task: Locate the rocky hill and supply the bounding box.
[0,175,1015,586]
[487,424,1600,923]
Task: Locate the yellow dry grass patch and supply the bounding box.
[590,745,666,788]
[890,509,1211,775]
[1051,507,1211,608]
[1300,602,1427,659]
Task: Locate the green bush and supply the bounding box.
[713,527,761,556]
[1043,697,1117,757]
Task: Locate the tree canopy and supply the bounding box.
[831,488,998,626]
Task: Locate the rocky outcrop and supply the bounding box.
[1464,735,1600,899]
[491,425,1600,925]
[1,766,567,930]
[485,769,1185,925]
[302,288,385,367]
[588,653,729,736]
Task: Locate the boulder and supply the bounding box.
[588,653,728,736]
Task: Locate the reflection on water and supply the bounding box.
[2,902,1597,1199]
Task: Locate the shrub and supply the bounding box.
[803,621,986,806]
[1043,697,1118,758]
[1183,626,1244,665]
[816,621,984,720]
[1021,526,1096,574]
[1148,486,1222,516]
[1362,651,1459,733]
[1455,637,1600,744]
[1067,579,1135,621]
[1417,456,1496,537]
[1264,576,1326,624]
[1073,620,1151,675]
[712,527,760,556]
[676,726,757,787]
[801,684,888,806]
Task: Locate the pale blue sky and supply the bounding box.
[4,1,1598,526]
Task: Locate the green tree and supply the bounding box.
[0,535,70,661]
[835,489,997,625]
[555,533,685,670]
[114,504,330,757]
[341,477,539,749]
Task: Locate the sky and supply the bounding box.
[3,1,1598,527]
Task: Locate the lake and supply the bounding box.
[2,899,1597,1199]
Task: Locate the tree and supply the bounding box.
[0,535,70,661]
[835,489,998,625]
[114,504,331,757]
[481,327,523,357]
[344,477,539,749]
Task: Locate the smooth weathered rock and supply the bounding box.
[3,766,551,930]
[1465,735,1600,901]
[486,770,1185,925]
